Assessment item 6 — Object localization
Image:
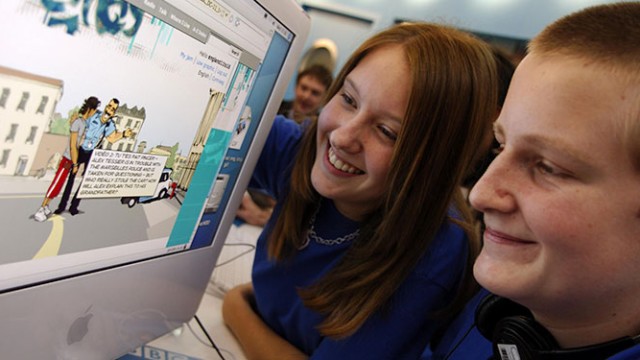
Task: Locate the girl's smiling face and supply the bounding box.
[311,45,410,220]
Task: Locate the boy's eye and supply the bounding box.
[537,161,554,174]
[532,158,574,180]
[536,160,565,177]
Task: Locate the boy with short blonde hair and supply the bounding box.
[426,3,640,359]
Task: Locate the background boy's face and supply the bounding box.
[469,54,640,323]
[293,75,327,115]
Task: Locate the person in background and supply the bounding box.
[235,189,276,227]
[222,22,498,359]
[33,96,100,222]
[425,3,640,359]
[237,65,334,226]
[277,64,333,125]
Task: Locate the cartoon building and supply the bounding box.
[0,66,63,176]
[177,89,225,190]
[99,103,145,152]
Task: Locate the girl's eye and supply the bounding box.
[378,126,397,141]
[340,92,356,108]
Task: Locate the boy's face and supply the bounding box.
[470,54,640,323]
[293,75,327,116]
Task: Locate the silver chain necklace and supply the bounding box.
[299,204,360,249]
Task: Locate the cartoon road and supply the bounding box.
[0,175,182,266]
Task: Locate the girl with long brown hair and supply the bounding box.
[223,22,498,359]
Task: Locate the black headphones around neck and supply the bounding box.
[475,294,640,360]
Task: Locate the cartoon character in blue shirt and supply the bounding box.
[54,98,132,215]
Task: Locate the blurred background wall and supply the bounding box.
[284,0,633,99]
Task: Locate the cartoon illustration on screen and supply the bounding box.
[32,95,101,222]
[120,167,177,207]
[229,106,252,150]
[0,0,259,266]
[53,98,135,216]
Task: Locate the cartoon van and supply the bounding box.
[120,168,176,207]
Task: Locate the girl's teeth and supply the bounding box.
[328,148,362,174]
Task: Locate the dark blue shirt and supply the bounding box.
[424,288,640,360]
[251,116,471,359]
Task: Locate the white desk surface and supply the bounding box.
[144,223,262,360]
[146,291,247,360]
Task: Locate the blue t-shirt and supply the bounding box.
[251,116,471,359]
[422,288,493,360]
[81,111,116,151]
[612,346,640,359]
[424,288,640,360]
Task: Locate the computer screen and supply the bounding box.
[0,0,309,358]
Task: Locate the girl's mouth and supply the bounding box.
[328,147,364,174]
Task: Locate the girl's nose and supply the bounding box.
[329,116,365,154]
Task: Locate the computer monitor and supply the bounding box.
[0,0,309,358]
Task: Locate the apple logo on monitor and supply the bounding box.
[67,305,93,345]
